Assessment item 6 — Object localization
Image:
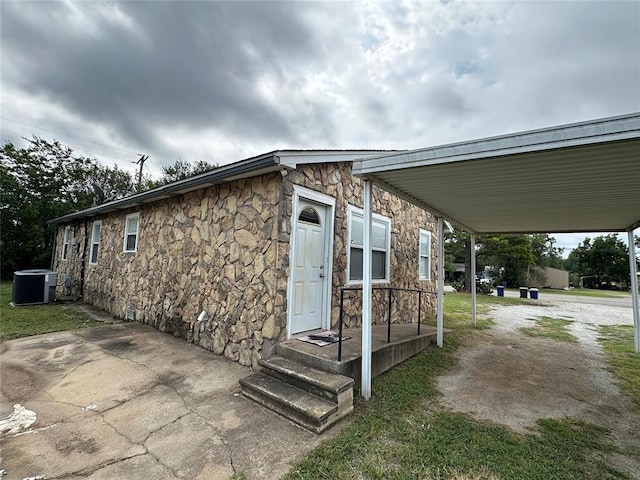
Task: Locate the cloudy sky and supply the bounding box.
[1,1,639,253]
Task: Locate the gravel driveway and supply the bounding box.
[437,294,640,478]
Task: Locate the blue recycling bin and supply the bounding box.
[529,288,539,300]
[497,285,505,297]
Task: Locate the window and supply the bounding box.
[123,213,139,252]
[299,207,321,225]
[89,221,102,264]
[348,206,391,282]
[419,229,431,280]
[61,226,71,260]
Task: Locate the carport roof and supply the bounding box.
[353,112,640,234]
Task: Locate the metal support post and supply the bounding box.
[361,180,373,399]
[436,217,444,347]
[628,229,639,353]
[471,233,477,327]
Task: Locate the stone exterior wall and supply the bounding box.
[53,161,438,368]
[55,220,89,297]
[54,173,283,370]
[281,162,438,329]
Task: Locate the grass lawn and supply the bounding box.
[598,325,640,411]
[0,282,101,340]
[521,316,578,343]
[284,293,629,480]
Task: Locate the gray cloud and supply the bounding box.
[1,0,638,174]
[1,1,334,165]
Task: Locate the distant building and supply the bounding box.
[529,267,570,289]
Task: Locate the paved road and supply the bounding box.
[497,289,634,308]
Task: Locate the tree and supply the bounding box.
[154,159,217,186]
[444,230,473,291]
[566,234,630,288]
[1,138,220,279]
[89,163,137,201]
[446,231,541,289]
[0,138,137,278]
[478,234,535,287]
[529,233,564,269]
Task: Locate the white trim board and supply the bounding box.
[286,185,336,339]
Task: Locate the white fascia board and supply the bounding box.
[628,219,640,231]
[444,220,454,234]
[353,113,640,175]
[277,150,402,168]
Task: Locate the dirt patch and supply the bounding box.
[437,301,640,478]
[62,302,121,324]
[0,363,44,403]
[56,433,101,455]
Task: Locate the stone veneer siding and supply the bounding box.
[53,162,438,369]
[280,162,437,329]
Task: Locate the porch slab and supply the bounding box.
[278,323,447,382]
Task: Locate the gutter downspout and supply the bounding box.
[79,219,89,299]
[50,230,57,271]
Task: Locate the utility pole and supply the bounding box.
[135,154,148,191]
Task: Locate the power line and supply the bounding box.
[0,116,141,156]
[0,127,140,167]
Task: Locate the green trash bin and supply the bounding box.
[519,287,528,298]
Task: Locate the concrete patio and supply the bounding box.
[0,322,345,480]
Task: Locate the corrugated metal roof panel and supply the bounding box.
[355,114,640,233]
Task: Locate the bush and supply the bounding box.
[450,279,493,295]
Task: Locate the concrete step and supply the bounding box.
[259,355,354,402]
[239,373,339,434]
[277,326,440,381]
[276,341,346,375]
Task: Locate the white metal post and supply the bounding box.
[436,217,444,347]
[471,233,477,327]
[361,180,373,399]
[628,229,639,353]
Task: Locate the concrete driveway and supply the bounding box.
[0,322,342,480]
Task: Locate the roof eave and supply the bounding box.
[49,154,281,224]
[353,112,640,176]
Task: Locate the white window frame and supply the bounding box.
[347,205,391,284]
[419,228,432,281]
[61,226,71,260]
[123,213,139,253]
[89,220,102,265]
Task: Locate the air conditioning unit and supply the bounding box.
[12,269,58,306]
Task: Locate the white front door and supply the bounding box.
[291,199,328,334]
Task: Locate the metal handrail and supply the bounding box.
[337,286,436,361]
